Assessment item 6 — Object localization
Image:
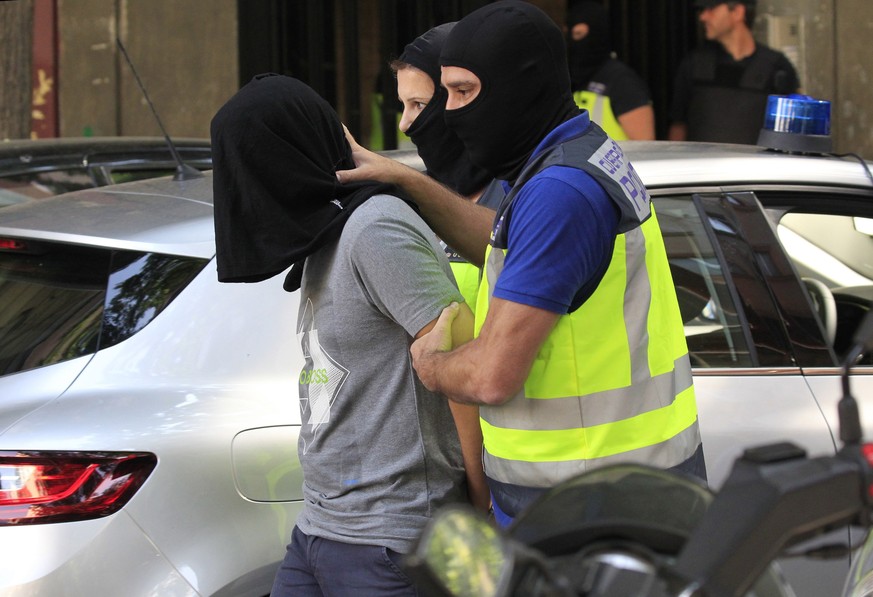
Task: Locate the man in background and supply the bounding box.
[668,0,799,144]
[567,0,655,140]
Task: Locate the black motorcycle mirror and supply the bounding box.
[671,308,873,597]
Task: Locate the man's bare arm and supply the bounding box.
[667,122,687,141]
[336,127,493,267]
[411,298,560,406]
[415,301,489,511]
[617,104,656,141]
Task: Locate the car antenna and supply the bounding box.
[115,37,203,182]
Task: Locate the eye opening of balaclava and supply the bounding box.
[566,0,613,91]
[211,73,401,292]
[396,23,492,197]
[439,0,579,183]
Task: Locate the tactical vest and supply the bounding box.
[474,124,702,488]
[573,90,628,141]
[686,46,787,144]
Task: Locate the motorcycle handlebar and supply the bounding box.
[667,309,873,597]
[668,444,873,597]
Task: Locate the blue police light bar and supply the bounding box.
[757,94,833,154]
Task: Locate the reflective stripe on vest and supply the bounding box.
[475,135,701,488]
[573,90,628,141]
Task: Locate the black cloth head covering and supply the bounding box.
[398,23,492,197]
[566,1,612,91]
[440,0,579,183]
[211,73,399,291]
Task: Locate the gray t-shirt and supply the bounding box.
[295,194,467,553]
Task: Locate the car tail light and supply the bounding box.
[0,451,157,525]
[0,238,27,251]
[0,237,48,255]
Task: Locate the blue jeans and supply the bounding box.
[271,526,419,597]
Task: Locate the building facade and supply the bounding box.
[25,0,873,157]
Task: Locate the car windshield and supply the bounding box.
[0,238,208,376]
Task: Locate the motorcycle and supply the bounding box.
[404,311,873,597]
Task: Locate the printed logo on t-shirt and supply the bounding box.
[296,298,350,454]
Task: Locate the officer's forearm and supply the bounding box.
[425,298,560,406]
[390,166,493,267]
[417,341,512,406]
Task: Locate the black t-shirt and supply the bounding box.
[579,58,652,118]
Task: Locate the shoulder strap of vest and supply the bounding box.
[476,178,507,210]
[691,44,783,91]
[492,121,650,249]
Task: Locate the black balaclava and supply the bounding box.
[440,1,579,183]
[399,23,492,197]
[566,1,612,91]
[211,73,399,291]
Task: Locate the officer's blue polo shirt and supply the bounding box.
[492,112,621,314]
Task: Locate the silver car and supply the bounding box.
[0,174,303,596]
[0,141,872,596]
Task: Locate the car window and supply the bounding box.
[777,210,873,361]
[0,170,97,200]
[108,168,178,185]
[778,212,873,287]
[0,238,208,376]
[752,189,873,363]
[655,197,754,368]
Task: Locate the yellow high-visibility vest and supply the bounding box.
[474,129,701,488]
[450,261,481,316]
[574,89,628,141]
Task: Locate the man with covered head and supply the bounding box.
[212,74,488,595]
[390,22,502,314]
[337,0,706,526]
[566,0,655,140]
